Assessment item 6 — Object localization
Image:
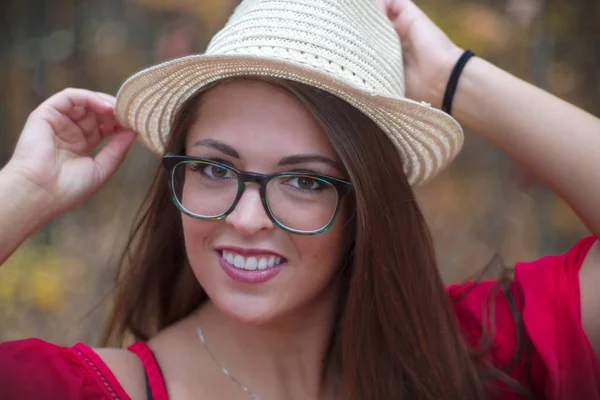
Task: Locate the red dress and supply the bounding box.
[1,237,598,399]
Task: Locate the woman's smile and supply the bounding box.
[216,247,288,284]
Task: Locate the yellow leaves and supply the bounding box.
[29,268,64,312]
[0,244,75,314]
[0,265,19,302]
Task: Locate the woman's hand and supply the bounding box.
[374,0,463,107]
[5,88,136,217]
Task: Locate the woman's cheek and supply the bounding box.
[182,217,215,262]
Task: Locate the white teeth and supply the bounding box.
[257,258,268,270]
[234,255,245,269]
[222,251,284,270]
[245,257,258,270]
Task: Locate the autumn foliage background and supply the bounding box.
[0,0,598,345]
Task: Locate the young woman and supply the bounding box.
[0,0,598,399]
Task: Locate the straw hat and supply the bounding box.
[115,0,463,185]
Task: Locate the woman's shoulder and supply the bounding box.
[447,236,597,324]
[447,236,600,399]
[94,345,148,400]
[0,338,146,400]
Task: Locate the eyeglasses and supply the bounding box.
[163,154,353,235]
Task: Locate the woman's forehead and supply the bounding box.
[185,79,337,159]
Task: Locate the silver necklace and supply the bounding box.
[196,324,261,400]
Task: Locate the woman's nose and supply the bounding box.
[224,186,275,236]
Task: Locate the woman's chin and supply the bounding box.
[210,293,283,326]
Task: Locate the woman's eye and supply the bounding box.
[205,165,231,179]
[289,176,320,190]
[189,163,232,179]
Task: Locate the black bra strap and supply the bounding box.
[145,373,154,400]
[143,348,164,400]
[128,342,166,400]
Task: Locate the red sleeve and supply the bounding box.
[515,236,600,399]
[0,338,131,400]
[448,236,600,400]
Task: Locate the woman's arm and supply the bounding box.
[375,0,600,355]
[452,55,600,237]
[0,167,53,264]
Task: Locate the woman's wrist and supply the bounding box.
[447,55,505,132]
[0,164,56,264]
[428,46,466,110]
[434,49,493,132]
[0,163,56,231]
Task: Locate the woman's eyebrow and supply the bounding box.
[192,139,342,172]
[278,154,342,172]
[192,138,239,158]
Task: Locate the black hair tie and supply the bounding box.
[442,49,475,115]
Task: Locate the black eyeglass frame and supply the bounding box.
[162,154,353,235]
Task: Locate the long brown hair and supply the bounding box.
[103,78,524,399]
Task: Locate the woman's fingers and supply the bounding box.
[39,88,123,153]
[40,106,88,149]
[96,112,121,139]
[42,87,134,163]
[75,111,102,148]
[93,130,136,183]
[7,88,136,219]
[66,105,88,122]
[45,88,114,115]
[94,91,117,106]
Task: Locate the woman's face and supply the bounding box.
[182,79,348,325]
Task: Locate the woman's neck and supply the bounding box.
[193,284,340,399]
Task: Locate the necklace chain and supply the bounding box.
[196,323,261,400]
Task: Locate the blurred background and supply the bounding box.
[0,0,597,345]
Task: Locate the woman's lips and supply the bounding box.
[217,250,286,284]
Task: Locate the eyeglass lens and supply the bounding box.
[172,161,339,232]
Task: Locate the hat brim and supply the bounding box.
[115,54,463,185]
